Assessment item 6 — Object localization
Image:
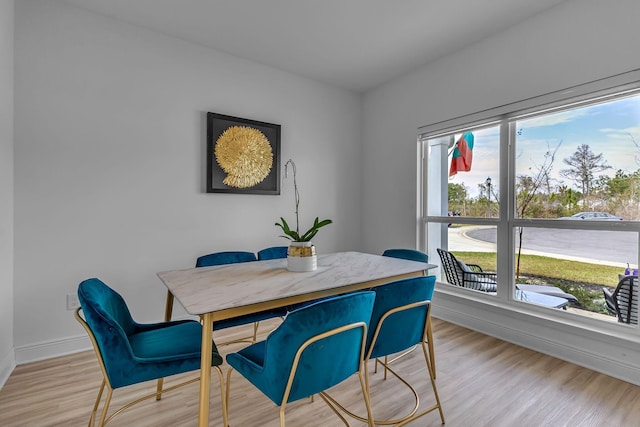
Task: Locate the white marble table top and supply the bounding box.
[157,251,434,319]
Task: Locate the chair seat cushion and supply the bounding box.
[130,321,222,363]
[96,320,222,389]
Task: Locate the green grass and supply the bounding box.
[452,251,620,314]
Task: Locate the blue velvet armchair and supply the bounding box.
[382,248,429,263]
[257,246,289,260]
[193,251,288,343]
[76,278,226,427]
[382,248,437,378]
[324,276,445,425]
[226,291,376,427]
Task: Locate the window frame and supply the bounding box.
[418,69,640,330]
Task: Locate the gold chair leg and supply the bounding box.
[319,364,374,427]
[97,387,113,427]
[323,357,422,425]
[422,342,445,424]
[214,366,228,427]
[426,316,436,379]
[225,368,233,426]
[373,319,436,380]
[318,392,352,426]
[155,378,164,401]
[157,290,175,400]
[89,379,106,427]
[395,343,445,426]
[358,369,375,427]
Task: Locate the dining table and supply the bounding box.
[157,251,435,427]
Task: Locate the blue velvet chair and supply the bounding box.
[324,276,445,425]
[195,250,257,267]
[257,246,289,260]
[382,248,436,378]
[76,278,226,427]
[382,248,429,263]
[226,291,377,427]
[194,251,289,344]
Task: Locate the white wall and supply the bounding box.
[13,0,362,362]
[362,0,640,383]
[0,0,15,385]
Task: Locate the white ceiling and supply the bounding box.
[62,0,568,92]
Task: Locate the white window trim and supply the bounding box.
[417,69,640,385]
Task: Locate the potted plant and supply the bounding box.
[275,159,332,271]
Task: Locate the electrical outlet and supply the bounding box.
[66,293,80,310]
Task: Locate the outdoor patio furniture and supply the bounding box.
[603,275,638,324]
[437,248,569,309]
[437,248,497,292]
[515,284,579,304]
[515,289,568,309]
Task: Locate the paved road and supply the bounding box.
[463,227,637,267]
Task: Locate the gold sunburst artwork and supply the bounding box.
[214,126,273,188]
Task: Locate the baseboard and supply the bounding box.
[15,334,91,365]
[0,348,16,389]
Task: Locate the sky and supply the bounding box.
[447,94,640,198]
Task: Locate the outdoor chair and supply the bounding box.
[76,278,226,427]
[437,248,497,292]
[603,275,638,324]
[225,291,376,427]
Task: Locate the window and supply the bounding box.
[419,71,640,328]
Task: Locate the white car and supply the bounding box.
[559,212,623,220]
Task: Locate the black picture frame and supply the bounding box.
[206,112,281,194]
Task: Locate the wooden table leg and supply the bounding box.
[163,290,174,321]
[198,312,214,427]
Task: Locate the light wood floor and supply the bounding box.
[2,318,640,426]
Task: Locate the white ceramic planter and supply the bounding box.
[287,241,317,272]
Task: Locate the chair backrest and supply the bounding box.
[196,251,257,267]
[366,276,435,359]
[382,248,428,263]
[257,291,375,405]
[437,248,464,287]
[257,246,289,260]
[613,275,638,324]
[77,278,138,388]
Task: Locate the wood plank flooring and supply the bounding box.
[1,318,640,426]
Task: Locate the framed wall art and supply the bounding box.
[206,112,281,194]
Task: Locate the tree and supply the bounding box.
[555,185,580,214]
[560,144,611,209]
[515,141,560,278]
[448,182,467,205]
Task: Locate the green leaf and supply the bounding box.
[299,218,333,241]
[275,217,301,240]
